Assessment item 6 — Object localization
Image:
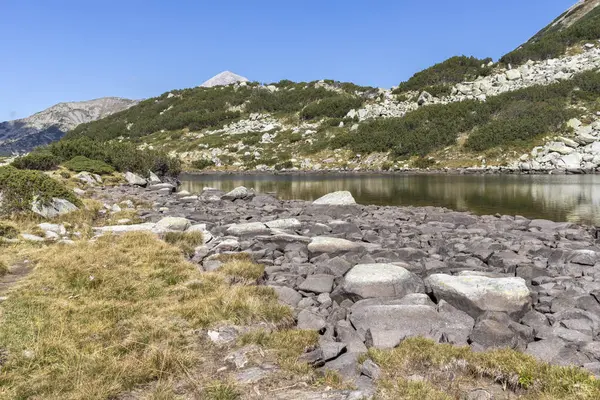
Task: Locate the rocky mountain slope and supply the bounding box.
[0,97,138,155]
[46,1,600,172]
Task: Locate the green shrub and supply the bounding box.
[393,56,493,94]
[330,70,600,156]
[275,160,294,170]
[300,96,363,120]
[191,159,215,170]
[501,6,600,65]
[241,132,262,146]
[62,156,115,175]
[0,222,19,238]
[11,151,60,171]
[413,157,436,169]
[44,138,181,177]
[0,166,81,216]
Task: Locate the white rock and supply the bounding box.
[426,273,532,319]
[124,172,147,186]
[148,171,161,183]
[308,237,363,254]
[343,263,424,299]
[313,191,356,205]
[155,217,191,232]
[31,198,78,219]
[264,218,302,230]
[38,223,66,235]
[505,69,522,81]
[557,153,582,169]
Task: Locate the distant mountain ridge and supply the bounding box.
[0,97,138,155]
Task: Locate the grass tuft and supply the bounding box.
[163,231,204,257]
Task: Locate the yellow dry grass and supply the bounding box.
[369,337,600,400]
[0,232,293,400]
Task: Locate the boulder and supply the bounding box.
[308,237,363,255]
[31,198,78,219]
[297,309,326,331]
[226,222,270,236]
[124,172,147,186]
[94,222,157,235]
[298,274,335,294]
[155,217,191,232]
[222,186,254,201]
[148,171,161,183]
[342,263,424,299]
[270,286,302,307]
[313,191,356,206]
[426,273,532,320]
[264,218,302,230]
[505,69,522,80]
[557,153,582,169]
[350,303,469,343]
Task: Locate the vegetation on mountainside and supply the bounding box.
[62,156,115,175]
[13,137,181,177]
[331,70,600,157]
[501,5,600,65]
[66,80,372,143]
[10,150,60,171]
[392,56,493,96]
[300,95,363,120]
[0,166,81,216]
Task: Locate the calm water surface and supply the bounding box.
[179,173,600,225]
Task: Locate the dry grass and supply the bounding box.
[368,337,600,400]
[0,232,292,399]
[163,231,204,257]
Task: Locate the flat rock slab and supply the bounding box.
[226,222,270,236]
[426,273,532,320]
[313,191,356,205]
[264,218,302,230]
[94,222,157,234]
[350,303,471,344]
[343,263,424,299]
[299,274,335,293]
[308,237,363,255]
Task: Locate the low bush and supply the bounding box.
[190,158,215,170]
[62,156,115,175]
[501,6,600,65]
[413,157,436,169]
[331,70,600,155]
[300,96,363,120]
[0,166,81,216]
[0,222,19,238]
[43,137,181,177]
[11,150,60,171]
[393,56,493,94]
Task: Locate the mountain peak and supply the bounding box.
[200,71,249,88]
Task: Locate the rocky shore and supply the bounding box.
[86,181,600,394]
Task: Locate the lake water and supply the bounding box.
[179,173,600,225]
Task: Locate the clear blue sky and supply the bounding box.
[1,0,575,120]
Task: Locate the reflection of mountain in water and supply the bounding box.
[180,174,600,225]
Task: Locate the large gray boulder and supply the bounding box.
[222,186,254,201]
[124,171,147,186]
[226,222,270,236]
[264,218,302,230]
[426,273,532,320]
[155,217,191,232]
[343,263,424,299]
[308,237,363,255]
[350,303,469,344]
[313,191,356,206]
[31,198,78,219]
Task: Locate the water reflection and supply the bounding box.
[179,173,600,225]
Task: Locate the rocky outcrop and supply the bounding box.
[88,185,600,387]
[0,97,138,155]
[517,118,600,171]
[352,46,600,122]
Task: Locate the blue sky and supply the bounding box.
[1,0,575,120]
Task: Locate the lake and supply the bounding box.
[179,173,600,225]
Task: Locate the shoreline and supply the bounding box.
[180,167,599,177]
